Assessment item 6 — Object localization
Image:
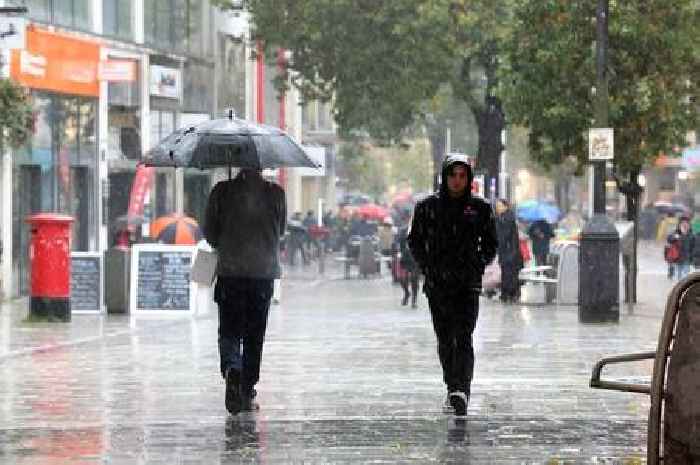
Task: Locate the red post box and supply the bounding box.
[26,214,74,321]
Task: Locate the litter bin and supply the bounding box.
[26,213,74,321]
[104,247,131,314]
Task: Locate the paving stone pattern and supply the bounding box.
[0,241,680,464]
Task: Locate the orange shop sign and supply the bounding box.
[10,27,100,97]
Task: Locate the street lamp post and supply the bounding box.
[578,0,620,323]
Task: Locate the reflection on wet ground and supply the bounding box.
[0,251,670,464]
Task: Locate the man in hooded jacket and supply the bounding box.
[408,154,498,416]
[204,168,286,415]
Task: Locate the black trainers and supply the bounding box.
[240,389,260,411]
[225,368,241,415]
[449,391,468,417]
[442,395,455,413]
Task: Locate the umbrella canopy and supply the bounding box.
[142,114,319,170]
[516,200,561,223]
[150,214,202,245]
[391,191,414,207]
[653,200,689,216]
[356,203,389,220]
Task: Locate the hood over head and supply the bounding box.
[440,154,474,198]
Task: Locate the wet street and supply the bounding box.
[0,242,678,464]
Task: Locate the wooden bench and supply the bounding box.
[590,272,700,464]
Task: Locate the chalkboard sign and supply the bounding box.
[130,244,196,315]
[70,252,103,313]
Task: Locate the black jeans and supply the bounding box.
[215,277,273,395]
[427,291,480,395]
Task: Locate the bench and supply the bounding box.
[590,272,700,464]
[519,265,558,304]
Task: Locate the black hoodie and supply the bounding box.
[407,154,498,296]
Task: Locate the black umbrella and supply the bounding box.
[142,111,319,172]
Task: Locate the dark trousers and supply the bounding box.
[427,292,480,395]
[400,271,419,303]
[215,277,273,395]
[535,253,548,267]
[500,262,521,300]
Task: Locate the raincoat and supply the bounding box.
[204,170,286,279]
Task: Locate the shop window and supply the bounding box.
[27,0,92,31]
[184,171,210,224]
[108,58,141,160]
[103,0,132,40]
[144,0,211,56]
[150,109,177,146]
[183,62,214,114]
[25,0,50,23]
[217,34,246,116]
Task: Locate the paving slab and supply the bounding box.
[0,242,680,464]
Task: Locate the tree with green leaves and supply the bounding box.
[0,79,33,149]
[500,0,700,301]
[213,0,515,192]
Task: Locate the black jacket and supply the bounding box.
[204,170,286,279]
[397,226,417,271]
[408,155,498,295]
[528,219,554,257]
[496,209,522,267]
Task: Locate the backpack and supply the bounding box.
[665,240,681,263]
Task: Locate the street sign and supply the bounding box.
[0,17,25,49]
[589,128,614,161]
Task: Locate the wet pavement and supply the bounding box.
[0,241,683,464]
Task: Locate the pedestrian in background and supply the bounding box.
[667,216,695,280]
[287,212,308,266]
[527,218,554,266]
[397,224,419,307]
[658,212,679,279]
[408,154,498,417]
[378,217,395,257]
[204,168,286,415]
[495,199,523,303]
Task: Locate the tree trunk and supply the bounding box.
[475,95,505,200]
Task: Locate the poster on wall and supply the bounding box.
[149,65,181,99]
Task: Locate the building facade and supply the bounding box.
[0,1,337,298]
[2,1,226,297]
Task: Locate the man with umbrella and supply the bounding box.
[204,167,286,414]
[144,111,317,415]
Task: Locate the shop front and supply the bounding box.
[10,27,101,295]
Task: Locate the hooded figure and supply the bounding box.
[408,154,497,417]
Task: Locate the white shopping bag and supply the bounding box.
[191,248,218,285]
